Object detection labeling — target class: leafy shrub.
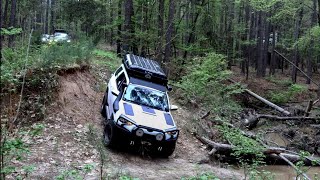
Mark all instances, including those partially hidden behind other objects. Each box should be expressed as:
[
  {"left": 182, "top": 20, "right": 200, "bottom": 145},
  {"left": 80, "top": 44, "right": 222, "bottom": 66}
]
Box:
[
  {"left": 268, "top": 84, "right": 307, "bottom": 104},
  {"left": 177, "top": 53, "right": 242, "bottom": 117},
  {"left": 40, "top": 38, "right": 94, "bottom": 68}
]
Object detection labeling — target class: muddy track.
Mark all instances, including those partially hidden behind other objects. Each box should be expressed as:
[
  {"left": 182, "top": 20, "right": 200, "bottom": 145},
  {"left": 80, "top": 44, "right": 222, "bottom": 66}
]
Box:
[{"left": 19, "top": 70, "right": 242, "bottom": 179}]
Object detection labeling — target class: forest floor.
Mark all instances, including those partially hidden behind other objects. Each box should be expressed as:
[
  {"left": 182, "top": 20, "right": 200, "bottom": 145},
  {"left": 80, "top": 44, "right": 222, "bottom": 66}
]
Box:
[{"left": 5, "top": 58, "right": 243, "bottom": 179}]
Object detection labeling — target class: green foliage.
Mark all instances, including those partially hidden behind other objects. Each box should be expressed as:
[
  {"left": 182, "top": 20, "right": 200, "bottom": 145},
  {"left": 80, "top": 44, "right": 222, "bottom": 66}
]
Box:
[
  {"left": 1, "top": 38, "right": 93, "bottom": 91},
  {"left": 268, "top": 84, "right": 307, "bottom": 104},
  {"left": 218, "top": 125, "right": 265, "bottom": 164},
  {"left": 182, "top": 172, "right": 220, "bottom": 180},
  {"left": 297, "top": 26, "right": 320, "bottom": 58},
  {"left": 93, "top": 49, "right": 122, "bottom": 71},
  {"left": 1, "top": 27, "right": 23, "bottom": 35},
  {"left": 177, "top": 53, "right": 242, "bottom": 117},
  {"left": 55, "top": 163, "right": 96, "bottom": 180},
  {"left": 119, "top": 175, "right": 140, "bottom": 180},
  {"left": 40, "top": 39, "right": 94, "bottom": 68},
  {"left": 248, "top": 169, "right": 275, "bottom": 180}
]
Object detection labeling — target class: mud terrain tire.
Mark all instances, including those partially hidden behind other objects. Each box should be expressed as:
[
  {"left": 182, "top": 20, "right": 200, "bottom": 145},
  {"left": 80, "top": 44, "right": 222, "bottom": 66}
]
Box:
[
  {"left": 100, "top": 92, "right": 108, "bottom": 118},
  {"left": 103, "top": 119, "right": 118, "bottom": 147},
  {"left": 160, "top": 142, "right": 176, "bottom": 157}
]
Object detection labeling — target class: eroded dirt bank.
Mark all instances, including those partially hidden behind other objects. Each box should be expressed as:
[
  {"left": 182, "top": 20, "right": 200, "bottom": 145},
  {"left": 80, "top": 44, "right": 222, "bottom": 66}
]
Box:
[{"left": 16, "top": 69, "right": 243, "bottom": 179}]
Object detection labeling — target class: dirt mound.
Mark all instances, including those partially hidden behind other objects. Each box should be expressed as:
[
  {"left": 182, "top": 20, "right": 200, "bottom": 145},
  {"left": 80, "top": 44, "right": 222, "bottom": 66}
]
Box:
[{"left": 57, "top": 70, "right": 101, "bottom": 124}]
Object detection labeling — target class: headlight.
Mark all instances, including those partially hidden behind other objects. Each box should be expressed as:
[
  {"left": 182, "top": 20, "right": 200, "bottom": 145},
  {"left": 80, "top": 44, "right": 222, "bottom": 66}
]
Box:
[
  {"left": 136, "top": 129, "right": 144, "bottom": 137},
  {"left": 118, "top": 117, "right": 134, "bottom": 126},
  {"left": 156, "top": 133, "right": 164, "bottom": 141},
  {"left": 67, "top": 39, "right": 71, "bottom": 43},
  {"left": 41, "top": 38, "right": 46, "bottom": 42},
  {"left": 167, "top": 130, "right": 178, "bottom": 136}
]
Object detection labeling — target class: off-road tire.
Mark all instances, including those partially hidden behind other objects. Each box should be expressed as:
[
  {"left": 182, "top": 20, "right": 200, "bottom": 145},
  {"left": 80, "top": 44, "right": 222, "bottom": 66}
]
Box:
[
  {"left": 100, "top": 92, "right": 108, "bottom": 118},
  {"left": 159, "top": 142, "right": 176, "bottom": 158},
  {"left": 103, "top": 119, "right": 118, "bottom": 147}
]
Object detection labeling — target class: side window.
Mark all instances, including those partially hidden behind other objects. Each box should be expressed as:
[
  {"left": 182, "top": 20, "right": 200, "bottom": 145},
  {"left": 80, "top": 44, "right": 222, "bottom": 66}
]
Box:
[
  {"left": 115, "top": 67, "right": 123, "bottom": 76},
  {"left": 116, "top": 73, "right": 126, "bottom": 90}
]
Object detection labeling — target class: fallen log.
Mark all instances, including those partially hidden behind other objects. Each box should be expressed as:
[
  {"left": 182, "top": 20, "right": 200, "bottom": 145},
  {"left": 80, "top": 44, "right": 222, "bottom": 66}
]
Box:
[
  {"left": 196, "top": 136, "right": 320, "bottom": 166},
  {"left": 228, "top": 79, "right": 291, "bottom": 115},
  {"left": 243, "top": 114, "right": 320, "bottom": 129},
  {"left": 257, "top": 114, "right": 319, "bottom": 121}
]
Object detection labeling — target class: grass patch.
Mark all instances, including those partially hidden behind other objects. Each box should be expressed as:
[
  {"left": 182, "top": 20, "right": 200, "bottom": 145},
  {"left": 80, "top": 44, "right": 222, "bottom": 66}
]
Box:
[{"left": 92, "top": 49, "right": 121, "bottom": 71}]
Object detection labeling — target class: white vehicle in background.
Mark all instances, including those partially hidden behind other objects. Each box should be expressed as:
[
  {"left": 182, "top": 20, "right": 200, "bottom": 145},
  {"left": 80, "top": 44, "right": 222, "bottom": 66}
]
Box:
[{"left": 100, "top": 54, "right": 179, "bottom": 157}]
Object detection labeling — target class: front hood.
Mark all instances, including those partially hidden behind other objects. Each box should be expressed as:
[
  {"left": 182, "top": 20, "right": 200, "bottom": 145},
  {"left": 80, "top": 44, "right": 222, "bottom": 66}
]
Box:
[{"left": 119, "top": 101, "right": 176, "bottom": 131}]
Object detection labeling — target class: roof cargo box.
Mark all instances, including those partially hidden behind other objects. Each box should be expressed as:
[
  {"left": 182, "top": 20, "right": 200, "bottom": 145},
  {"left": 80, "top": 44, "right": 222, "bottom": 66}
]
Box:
[{"left": 123, "top": 54, "right": 168, "bottom": 85}]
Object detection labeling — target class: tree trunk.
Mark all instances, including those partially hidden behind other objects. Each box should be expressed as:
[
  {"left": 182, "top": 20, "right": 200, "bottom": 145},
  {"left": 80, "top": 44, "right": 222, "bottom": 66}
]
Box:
[
  {"left": 51, "top": 0, "right": 55, "bottom": 33},
  {"left": 109, "top": 0, "right": 114, "bottom": 45},
  {"left": 291, "top": 6, "right": 303, "bottom": 83},
  {"left": 8, "top": 0, "right": 17, "bottom": 48},
  {"left": 318, "top": 0, "right": 320, "bottom": 26},
  {"left": 256, "top": 11, "right": 265, "bottom": 77},
  {"left": 263, "top": 12, "right": 270, "bottom": 76},
  {"left": 156, "top": 0, "right": 164, "bottom": 61},
  {"left": 0, "top": 0, "right": 2, "bottom": 61},
  {"left": 140, "top": 2, "right": 148, "bottom": 57},
  {"left": 270, "top": 27, "right": 276, "bottom": 75},
  {"left": 182, "top": 0, "right": 205, "bottom": 59},
  {"left": 45, "top": 0, "right": 50, "bottom": 34},
  {"left": 123, "top": 0, "right": 137, "bottom": 54},
  {"left": 116, "top": 0, "right": 122, "bottom": 56},
  {"left": 3, "top": 0, "right": 9, "bottom": 27},
  {"left": 164, "top": 0, "right": 175, "bottom": 62}
]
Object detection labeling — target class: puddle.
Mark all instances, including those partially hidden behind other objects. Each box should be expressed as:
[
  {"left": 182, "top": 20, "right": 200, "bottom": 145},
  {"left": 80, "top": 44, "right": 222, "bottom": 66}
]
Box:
[{"left": 258, "top": 165, "right": 320, "bottom": 180}]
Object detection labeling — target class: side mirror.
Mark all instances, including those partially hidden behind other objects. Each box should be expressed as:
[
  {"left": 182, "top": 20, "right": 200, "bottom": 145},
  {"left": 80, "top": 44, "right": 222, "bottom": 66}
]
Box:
[
  {"left": 170, "top": 105, "right": 178, "bottom": 111},
  {"left": 167, "top": 85, "right": 173, "bottom": 92}
]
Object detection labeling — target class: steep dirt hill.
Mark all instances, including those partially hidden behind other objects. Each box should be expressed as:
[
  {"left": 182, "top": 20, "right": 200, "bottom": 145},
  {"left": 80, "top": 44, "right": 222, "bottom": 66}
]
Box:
[{"left": 14, "top": 69, "right": 243, "bottom": 179}]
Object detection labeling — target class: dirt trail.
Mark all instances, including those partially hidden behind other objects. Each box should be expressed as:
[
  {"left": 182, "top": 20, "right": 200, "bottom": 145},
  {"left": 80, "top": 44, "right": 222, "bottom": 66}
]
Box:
[{"left": 20, "top": 70, "right": 242, "bottom": 179}]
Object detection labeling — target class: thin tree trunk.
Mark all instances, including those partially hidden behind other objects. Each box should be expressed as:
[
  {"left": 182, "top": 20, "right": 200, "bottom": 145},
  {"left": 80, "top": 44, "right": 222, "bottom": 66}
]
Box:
[
  {"left": 270, "top": 27, "right": 276, "bottom": 75},
  {"left": 257, "top": 11, "right": 265, "bottom": 77},
  {"left": 0, "top": 0, "right": 3, "bottom": 61},
  {"left": 156, "top": 0, "right": 164, "bottom": 61},
  {"left": 3, "top": 0, "right": 9, "bottom": 27},
  {"left": 123, "top": 0, "right": 135, "bottom": 53},
  {"left": 51, "top": 0, "right": 55, "bottom": 33},
  {"left": 318, "top": 0, "right": 320, "bottom": 26},
  {"left": 140, "top": 2, "right": 148, "bottom": 57},
  {"left": 109, "top": 0, "right": 113, "bottom": 45},
  {"left": 8, "top": 0, "right": 17, "bottom": 48},
  {"left": 183, "top": 0, "right": 205, "bottom": 60},
  {"left": 45, "top": 0, "right": 49, "bottom": 34},
  {"left": 116, "top": 0, "right": 122, "bottom": 56},
  {"left": 164, "top": 0, "right": 175, "bottom": 63},
  {"left": 291, "top": 6, "right": 303, "bottom": 83}
]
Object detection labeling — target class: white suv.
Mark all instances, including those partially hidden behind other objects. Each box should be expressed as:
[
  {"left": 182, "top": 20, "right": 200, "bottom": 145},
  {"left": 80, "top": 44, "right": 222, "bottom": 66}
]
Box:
[{"left": 101, "top": 54, "right": 179, "bottom": 157}]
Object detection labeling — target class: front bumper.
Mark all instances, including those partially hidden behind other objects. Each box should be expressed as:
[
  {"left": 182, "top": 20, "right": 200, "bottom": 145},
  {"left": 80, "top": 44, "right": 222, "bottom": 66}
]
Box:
[{"left": 113, "top": 121, "right": 179, "bottom": 148}]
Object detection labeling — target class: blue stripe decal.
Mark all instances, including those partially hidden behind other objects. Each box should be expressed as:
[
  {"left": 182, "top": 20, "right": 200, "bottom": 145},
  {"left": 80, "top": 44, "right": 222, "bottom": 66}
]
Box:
[
  {"left": 164, "top": 113, "right": 174, "bottom": 126},
  {"left": 141, "top": 106, "right": 156, "bottom": 114},
  {"left": 123, "top": 103, "right": 134, "bottom": 116}
]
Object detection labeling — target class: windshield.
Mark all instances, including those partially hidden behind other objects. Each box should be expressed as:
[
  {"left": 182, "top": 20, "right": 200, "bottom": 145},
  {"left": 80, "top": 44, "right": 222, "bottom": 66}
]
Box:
[{"left": 123, "top": 84, "right": 169, "bottom": 111}]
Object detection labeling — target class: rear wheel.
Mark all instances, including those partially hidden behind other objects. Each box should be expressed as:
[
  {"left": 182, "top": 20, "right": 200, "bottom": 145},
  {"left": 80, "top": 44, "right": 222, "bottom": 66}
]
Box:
[{"left": 103, "top": 119, "right": 118, "bottom": 147}]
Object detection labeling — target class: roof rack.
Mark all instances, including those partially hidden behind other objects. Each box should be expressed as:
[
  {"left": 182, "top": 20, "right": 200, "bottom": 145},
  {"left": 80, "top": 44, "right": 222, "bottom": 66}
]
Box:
[{"left": 123, "top": 54, "right": 168, "bottom": 85}]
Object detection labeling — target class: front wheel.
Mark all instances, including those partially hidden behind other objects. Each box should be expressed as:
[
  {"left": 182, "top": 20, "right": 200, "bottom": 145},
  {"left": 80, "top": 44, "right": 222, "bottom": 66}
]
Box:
[
  {"left": 159, "top": 142, "right": 176, "bottom": 157},
  {"left": 100, "top": 93, "right": 108, "bottom": 118},
  {"left": 103, "top": 120, "right": 117, "bottom": 147}
]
